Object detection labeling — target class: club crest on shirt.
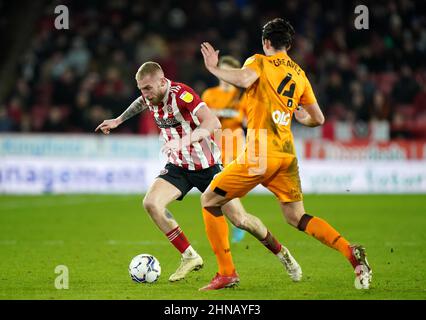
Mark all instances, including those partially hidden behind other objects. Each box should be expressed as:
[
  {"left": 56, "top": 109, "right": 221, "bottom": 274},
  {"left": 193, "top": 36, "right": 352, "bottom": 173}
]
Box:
[{"left": 179, "top": 91, "right": 193, "bottom": 103}]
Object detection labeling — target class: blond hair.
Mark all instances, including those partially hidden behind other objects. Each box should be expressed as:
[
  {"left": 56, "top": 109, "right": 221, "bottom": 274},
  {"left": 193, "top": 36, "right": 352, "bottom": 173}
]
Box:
[
  {"left": 135, "top": 61, "right": 163, "bottom": 80},
  {"left": 219, "top": 56, "right": 241, "bottom": 68}
]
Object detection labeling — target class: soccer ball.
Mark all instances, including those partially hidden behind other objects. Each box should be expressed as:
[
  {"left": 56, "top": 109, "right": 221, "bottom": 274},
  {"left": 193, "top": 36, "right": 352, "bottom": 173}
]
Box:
[{"left": 128, "top": 254, "right": 161, "bottom": 283}]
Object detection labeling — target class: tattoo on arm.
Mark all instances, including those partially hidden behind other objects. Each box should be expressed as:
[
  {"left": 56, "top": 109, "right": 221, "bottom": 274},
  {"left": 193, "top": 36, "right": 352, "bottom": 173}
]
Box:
[{"left": 119, "top": 97, "right": 147, "bottom": 122}]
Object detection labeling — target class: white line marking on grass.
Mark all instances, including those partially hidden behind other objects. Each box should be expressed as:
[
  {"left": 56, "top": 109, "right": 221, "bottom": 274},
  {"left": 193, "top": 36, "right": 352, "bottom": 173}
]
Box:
[
  {"left": 288, "top": 241, "right": 421, "bottom": 247},
  {"left": 385, "top": 241, "right": 419, "bottom": 247},
  {"left": 0, "top": 196, "right": 136, "bottom": 210},
  {"left": 0, "top": 240, "right": 65, "bottom": 246},
  {"left": 106, "top": 240, "right": 169, "bottom": 246},
  {"left": 0, "top": 239, "right": 200, "bottom": 246},
  {"left": 43, "top": 240, "right": 64, "bottom": 246},
  {"left": 0, "top": 240, "right": 17, "bottom": 245}
]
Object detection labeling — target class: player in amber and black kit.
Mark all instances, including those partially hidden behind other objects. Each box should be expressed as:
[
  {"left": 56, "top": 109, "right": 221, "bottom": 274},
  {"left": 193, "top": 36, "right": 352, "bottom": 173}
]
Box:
[
  {"left": 200, "top": 18, "right": 372, "bottom": 290},
  {"left": 202, "top": 55, "right": 248, "bottom": 243}
]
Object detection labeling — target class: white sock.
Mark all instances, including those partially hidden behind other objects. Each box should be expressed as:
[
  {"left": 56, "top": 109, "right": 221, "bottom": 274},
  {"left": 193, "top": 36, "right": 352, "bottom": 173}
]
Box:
[
  {"left": 276, "top": 246, "right": 287, "bottom": 260},
  {"left": 182, "top": 245, "right": 198, "bottom": 259}
]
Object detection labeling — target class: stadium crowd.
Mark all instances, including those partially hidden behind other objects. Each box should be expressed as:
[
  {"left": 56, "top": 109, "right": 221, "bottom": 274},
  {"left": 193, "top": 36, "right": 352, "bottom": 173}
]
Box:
[{"left": 1, "top": 0, "right": 425, "bottom": 139}]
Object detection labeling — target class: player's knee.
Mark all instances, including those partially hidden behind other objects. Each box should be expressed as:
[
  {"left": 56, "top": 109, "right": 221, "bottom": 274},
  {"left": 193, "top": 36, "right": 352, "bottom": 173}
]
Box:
[
  {"left": 285, "top": 212, "right": 302, "bottom": 228},
  {"left": 232, "top": 216, "right": 247, "bottom": 230},
  {"left": 202, "top": 190, "right": 229, "bottom": 208},
  {"left": 142, "top": 196, "right": 162, "bottom": 216},
  {"left": 288, "top": 217, "right": 299, "bottom": 228},
  {"left": 200, "top": 191, "right": 211, "bottom": 207},
  {"left": 225, "top": 209, "right": 248, "bottom": 229}
]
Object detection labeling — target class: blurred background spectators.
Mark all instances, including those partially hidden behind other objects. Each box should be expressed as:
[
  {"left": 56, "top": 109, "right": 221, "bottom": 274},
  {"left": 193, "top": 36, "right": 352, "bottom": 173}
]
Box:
[{"left": 0, "top": 0, "right": 425, "bottom": 139}]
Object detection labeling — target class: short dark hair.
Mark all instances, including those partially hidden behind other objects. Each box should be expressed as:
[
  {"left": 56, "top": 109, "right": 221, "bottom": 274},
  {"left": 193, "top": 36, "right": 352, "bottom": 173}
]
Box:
[{"left": 262, "top": 18, "right": 295, "bottom": 50}]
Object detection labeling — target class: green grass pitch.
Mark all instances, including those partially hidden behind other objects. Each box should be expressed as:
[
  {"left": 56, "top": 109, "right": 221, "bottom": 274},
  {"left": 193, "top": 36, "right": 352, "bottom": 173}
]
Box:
[{"left": 0, "top": 194, "right": 425, "bottom": 300}]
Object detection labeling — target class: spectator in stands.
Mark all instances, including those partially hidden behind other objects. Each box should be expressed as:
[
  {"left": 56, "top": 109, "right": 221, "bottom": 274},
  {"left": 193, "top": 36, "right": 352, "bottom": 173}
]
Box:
[
  {"left": 0, "top": 105, "right": 13, "bottom": 132},
  {"left": 1, "top": 0, "right": 424, "bottom": 139},
  {"left": 392, "top": 65, "right": 420, "bottom": 104}
]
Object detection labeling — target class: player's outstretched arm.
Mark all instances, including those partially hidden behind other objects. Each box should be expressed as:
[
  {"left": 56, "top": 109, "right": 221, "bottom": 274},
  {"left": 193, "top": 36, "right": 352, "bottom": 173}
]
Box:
[
  {"left": 95, "top": 97, "right": 146, "bottom": 134},
  {"left": 201, "top": 42, "right": 258, "bottom": 88},
  {"left": 294, "top": 103, "right": 325, "bottom": 127}
]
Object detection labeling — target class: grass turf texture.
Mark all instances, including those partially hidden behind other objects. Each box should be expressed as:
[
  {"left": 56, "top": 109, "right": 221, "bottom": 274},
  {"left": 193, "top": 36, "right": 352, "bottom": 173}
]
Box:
[{"left": 0, "top": 194, "right": 425, "bottom": 300}]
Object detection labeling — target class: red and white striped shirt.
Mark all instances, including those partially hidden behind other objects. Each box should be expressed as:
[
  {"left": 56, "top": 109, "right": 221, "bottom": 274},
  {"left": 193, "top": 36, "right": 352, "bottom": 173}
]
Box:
[{"left": 140, "top": 79, "right": 221, "bottom": 170}]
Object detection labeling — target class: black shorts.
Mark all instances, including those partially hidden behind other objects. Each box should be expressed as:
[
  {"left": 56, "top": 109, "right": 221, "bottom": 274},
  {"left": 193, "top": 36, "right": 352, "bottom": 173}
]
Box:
[{"left": 157, "top": 163, "right": 222, "bottom": 201}]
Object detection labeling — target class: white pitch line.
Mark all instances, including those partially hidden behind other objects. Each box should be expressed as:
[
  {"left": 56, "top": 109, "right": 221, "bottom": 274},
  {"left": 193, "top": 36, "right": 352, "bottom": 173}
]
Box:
[
  {"left": 106, "top": 240, "right": 169, "bottom": 246},
  {"left": 0, "top": 240, "right": 17, "bottom": 245},
  {"left": 0, "top": 240, "right": 64, "bottom": 245},
  {"left": 0, "top": 196, "right": 137, "bottom": 210},
  {"left": 0, "top": 240, "right": 166, "bottom": 246},
  {"left": 42, "top": 240, "right": 64, "bottom": 246},
  {"left": 384, "top": 241, "right": 419, "bottom": 247},
  {"left": 106, "top": 240, "right": 200, "bottom": 246}
]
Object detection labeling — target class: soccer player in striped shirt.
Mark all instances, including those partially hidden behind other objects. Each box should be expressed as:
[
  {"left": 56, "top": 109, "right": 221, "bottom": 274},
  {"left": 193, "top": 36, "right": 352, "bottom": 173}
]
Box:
[{"left": 96, "top": 61, "right": 223, "bottom": 281}]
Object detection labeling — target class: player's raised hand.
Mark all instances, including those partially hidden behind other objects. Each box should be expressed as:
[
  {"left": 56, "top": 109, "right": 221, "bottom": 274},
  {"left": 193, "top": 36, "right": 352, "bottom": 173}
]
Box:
[
  {"left": 95, "top": 118, "right": 120, "bottom": 134},
  {"left": 294, "top": 106, "right": 309, "bottom": 122},
  {"left": 201, "top": 42, "right": 219, "bottom": 71}
]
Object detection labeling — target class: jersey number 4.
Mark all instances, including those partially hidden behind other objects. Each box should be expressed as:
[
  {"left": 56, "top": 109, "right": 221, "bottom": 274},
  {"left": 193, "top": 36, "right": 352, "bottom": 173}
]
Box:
[{"left": 277, "top": 73, "right": 295, "bottom": 107}]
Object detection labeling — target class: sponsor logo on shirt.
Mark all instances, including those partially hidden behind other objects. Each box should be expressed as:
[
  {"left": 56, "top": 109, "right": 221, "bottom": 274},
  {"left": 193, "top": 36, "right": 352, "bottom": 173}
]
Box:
[{"left": 155, "top": 117, "right": 181, "bottom": 128}]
